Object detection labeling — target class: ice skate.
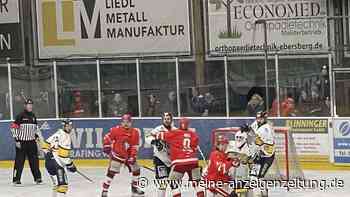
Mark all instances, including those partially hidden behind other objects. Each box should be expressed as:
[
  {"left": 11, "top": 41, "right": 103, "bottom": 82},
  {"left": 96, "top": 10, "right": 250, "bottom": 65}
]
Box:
[
  {"left": 101, "top": 191, "right": 108, "bottom": 197},
  {"left": 131, "top": 185, "right": 145, "bottom": 197}
]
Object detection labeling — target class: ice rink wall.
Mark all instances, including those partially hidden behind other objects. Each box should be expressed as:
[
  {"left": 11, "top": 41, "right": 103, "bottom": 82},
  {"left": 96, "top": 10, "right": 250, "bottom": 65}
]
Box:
[{"left": 0, "top": 118, "right": 331, "bottom": 165}]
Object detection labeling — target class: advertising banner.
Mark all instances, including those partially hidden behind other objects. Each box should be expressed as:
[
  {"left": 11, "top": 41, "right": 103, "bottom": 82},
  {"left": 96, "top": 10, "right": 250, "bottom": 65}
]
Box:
[
  {"left": 332, "top": 119, "right": 350, "bottom": 164},
  {"left": 36, "top": 0, "right": 191, "bottom": 59},
  {"left": 0, "top": 119, "right": 250, "bottom": 160},
  {"left": 0, "top": 118, "right": 330, "bottom": 161},
  {"left": 275, "top": 119, "right": 329, "bottom": 160},
  {"left": 206, "top": 0, "right": 328, "bottom": 56},
  {"left": 0, "top": 0, "right": 22, "bottom": 59}
]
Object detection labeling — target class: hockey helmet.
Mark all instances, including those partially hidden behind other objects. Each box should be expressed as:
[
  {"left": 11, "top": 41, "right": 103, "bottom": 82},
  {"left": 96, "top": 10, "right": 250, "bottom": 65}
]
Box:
[
  {"left": 256, "top": 110, "right": 268, "bottom": 125},
  {"left": 61, "top": 119, "right": 73, "bottom": 126},
  {"left": 216, "top": 135, "right": 229, "bottom": 152},
  {"left": 61, "top": 119, "right": 73, "bottom": 132},
  {"left": 121, "top": 113, "right": 132, "bottom": 122},
  {"left": 216, "top": 135, "right": 229, "bottom": 145},
  {"left": 235, "top": 130, "right": 247, "bottom": 148},
  {"left": 179, "top": 117, "right": 189, "bottom": 130},
  {"left": 121, "top": 114, "right": 132, "bottom": 128}
]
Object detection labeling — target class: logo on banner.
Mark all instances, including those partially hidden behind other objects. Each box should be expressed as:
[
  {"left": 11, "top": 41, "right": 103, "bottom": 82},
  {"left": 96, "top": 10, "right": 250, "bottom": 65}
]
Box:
[
  {"left": 339, "top": 121, "right": 350, "bottom": 136},
  {"left": 40, "top": 121, "right": 51, "bottom": 130},
  {"left": 40, "top": 0, "right": 101, "bottom": 47}
]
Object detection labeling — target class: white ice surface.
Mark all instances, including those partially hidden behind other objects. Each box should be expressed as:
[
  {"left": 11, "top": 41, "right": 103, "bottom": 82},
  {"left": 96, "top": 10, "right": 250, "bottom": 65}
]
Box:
[{"left": 0, "top": 167, "right": 349, "bottom": 197}]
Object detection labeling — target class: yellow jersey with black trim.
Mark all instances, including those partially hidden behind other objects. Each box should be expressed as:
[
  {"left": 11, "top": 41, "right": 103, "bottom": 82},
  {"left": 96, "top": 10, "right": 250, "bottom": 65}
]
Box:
[{"left": 42, "top": 129, "right": 72, "bottom": 167}]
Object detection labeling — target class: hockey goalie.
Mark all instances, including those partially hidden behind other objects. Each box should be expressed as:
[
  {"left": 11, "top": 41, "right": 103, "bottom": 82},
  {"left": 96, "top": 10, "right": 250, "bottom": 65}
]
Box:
[
  {"left": 247, "top": 111, "right": 276, "bottom": 197},
  {"left": 41, "top": 119, "right": 77, "bottom": 196}
]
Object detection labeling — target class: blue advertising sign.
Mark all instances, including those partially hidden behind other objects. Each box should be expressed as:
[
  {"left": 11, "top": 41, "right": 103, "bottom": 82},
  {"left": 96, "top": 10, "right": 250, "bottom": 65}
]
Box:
[{"left": 332, "top": 119, "right": 350, "bottom": 164}]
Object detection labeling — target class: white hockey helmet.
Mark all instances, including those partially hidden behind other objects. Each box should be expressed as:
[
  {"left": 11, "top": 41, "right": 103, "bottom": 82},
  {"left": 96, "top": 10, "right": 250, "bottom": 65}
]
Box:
[{"left": 235, "top": 130, "right": 247, "bottom": 148}]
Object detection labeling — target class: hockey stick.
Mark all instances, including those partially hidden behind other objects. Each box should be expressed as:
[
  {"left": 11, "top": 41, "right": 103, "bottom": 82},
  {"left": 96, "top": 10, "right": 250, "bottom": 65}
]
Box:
[
  {"left": 76, "top": 170, "right": 94, "bottom": 183},
  {"left": 141, "top": 165, "right": 155, "bottom": 172},
  {"left": 197, "top": 146, "right": 208, "bottom": 166}
]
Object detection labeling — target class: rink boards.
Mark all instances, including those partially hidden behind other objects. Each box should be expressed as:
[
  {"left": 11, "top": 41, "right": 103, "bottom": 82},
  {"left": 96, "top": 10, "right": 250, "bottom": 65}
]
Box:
[{"left": 0, "top": 118, "right": 332, "bottom": 165}]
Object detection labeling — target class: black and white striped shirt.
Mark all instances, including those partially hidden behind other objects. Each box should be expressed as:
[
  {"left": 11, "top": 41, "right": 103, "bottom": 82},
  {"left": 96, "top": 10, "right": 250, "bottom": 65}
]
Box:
[{"left": 10, "top": 110, "right": 39, "bottom": 141}]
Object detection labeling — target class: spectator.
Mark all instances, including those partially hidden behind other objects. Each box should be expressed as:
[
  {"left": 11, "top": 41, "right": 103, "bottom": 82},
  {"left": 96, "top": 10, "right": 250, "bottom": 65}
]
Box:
[
  {"left": 204, "top": 92, "right": 215, "bottom": 115},
  {"left": 107, "top": 93, "right": 127, "bottom": 117},
  {"left": 191, "top": 89, "right": 209, "bottom": 116},
  {"left": 311, "top": 81, "right": 319, "bottom": 104},
  {"left": 71, "top": 90, "right": 87, "bottom": 117},
  {"left": 146, "top": 94, "right": 160, "bottom": 116},
  {"left": 246, "top": 94, "right": 264, "bottom": 117},
  {"left": 281, "top": 94, "right": 296, "bottom": 117},
  {"left": 269, "top": 98, "right": 279, "bottom": 117},
  {"left": 162, "top": 91, "right": 178, "bottom": 115}
]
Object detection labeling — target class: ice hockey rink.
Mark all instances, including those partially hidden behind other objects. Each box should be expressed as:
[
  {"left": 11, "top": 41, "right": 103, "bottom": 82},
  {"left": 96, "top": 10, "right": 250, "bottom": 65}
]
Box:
[{"left": 1, "top": 167, "right": 349, "bottom": 197}]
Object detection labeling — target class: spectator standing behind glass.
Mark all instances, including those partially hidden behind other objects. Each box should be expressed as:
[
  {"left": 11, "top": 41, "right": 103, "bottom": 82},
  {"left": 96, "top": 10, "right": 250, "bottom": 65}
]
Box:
[
  {"left": 203, "top": 92, "right": 215, "bottom": 116},
  {"left": 71, "top": 90, "right": 87, "bottom": 117},
  {"left": 281, "top": 95, "right": 297, "bottom": 117},
  {"left": 162, "top": 91, "right": 178, "bottom": 115},
  {"left": 147, "top": 94, "right": 160, "bottom": 116},
  {"left": 269, "top": 98, "right": 279, "bottom": 117},
  {"left": 311, "top": 81, "right": 319, "bottom": 104},
  {"left": 108, "top": 93, "right": 127, "bottom": 117},
  {"left": 246, "top": 94, "right": 264, "bottom": 117},
  {"left": 10, "top": 99, "right": 42, "bottom": 185},
  {"left": 191, "top": 89, "right": 209, "bottom": 116}
]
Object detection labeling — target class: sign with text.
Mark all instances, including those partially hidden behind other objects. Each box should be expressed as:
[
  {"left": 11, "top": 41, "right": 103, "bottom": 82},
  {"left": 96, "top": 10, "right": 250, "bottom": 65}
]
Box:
[
  {"left": 0, "top": 0, "right": 22, "bottom": 59},
  {"left": 333, "top": 119, "right": 350, "bottom": 164},
  {"left": 206, "top": 0, "right": 328, "bottom": 55},
  {"left": 277, "top": 119, "right": 329, "bottom": 158},
  {"left": 0, "top": 118, "right": 330, "bottom": 161},
  {"left": 36, "top": 0, "right": 191, "bottom": 58}
]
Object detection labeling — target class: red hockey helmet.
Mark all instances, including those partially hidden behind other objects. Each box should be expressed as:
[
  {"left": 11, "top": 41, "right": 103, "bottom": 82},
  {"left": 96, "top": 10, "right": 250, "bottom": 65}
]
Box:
[
  {"left": 216, "top": 135, "right": 228, "bottom": 152},
  {"left": 121, "top": 113, "right": 132, "bottom": 122},
  {"left": 216, "top": 135, "right": 229, "bottom": 145},
  {"left": 179, "top": 117, "right": 190, "bottom": 130},
  {"left": 121, "top": 114, "right": 132, "bottom": 128}
]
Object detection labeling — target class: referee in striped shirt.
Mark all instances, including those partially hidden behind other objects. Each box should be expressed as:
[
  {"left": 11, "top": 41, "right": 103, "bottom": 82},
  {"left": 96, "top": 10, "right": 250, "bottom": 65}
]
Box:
[{"left": 10, "top": 99, "right": 42, "bottom": 185}]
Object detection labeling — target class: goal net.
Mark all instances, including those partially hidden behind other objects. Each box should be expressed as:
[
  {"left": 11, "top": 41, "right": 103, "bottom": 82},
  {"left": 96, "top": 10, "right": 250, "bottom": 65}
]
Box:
[{"left": 211, "top": 126, "right": 304, "bottom": 181}]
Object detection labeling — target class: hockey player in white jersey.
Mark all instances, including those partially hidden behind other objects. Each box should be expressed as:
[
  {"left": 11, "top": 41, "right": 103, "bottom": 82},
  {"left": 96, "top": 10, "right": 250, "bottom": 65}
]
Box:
[
  {"left": 41, "top": 119, "right": 77, "bottom": 196},
  {"left": 234, "top": 127, "right": 250, "bottom": 178},
  {"left": 145, "top": 112, "right": 176, "bottom": 197},
  {"left": 248, "top": 111, "right": 275, "bottom": 197}
]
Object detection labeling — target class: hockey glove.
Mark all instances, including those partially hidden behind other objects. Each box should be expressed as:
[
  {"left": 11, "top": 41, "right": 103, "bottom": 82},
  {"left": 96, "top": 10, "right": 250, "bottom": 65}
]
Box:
[
  {"left": 240, "top": 124, "right": 250, "bottom": 133},
  {"left": 67, "top": 162, "right": 77, "bottom": 173},
  {"left": 151, "top": 139, "right": 164, "bottom": 151},
  {"left": 248, "top": 151, "right": 262, "bottom": 164},
  {"left": 103, "top": 146, "right": 111, "bottom": 154},
  {"left": 126, "top": 157, "right": 136, "bottom": 165}
]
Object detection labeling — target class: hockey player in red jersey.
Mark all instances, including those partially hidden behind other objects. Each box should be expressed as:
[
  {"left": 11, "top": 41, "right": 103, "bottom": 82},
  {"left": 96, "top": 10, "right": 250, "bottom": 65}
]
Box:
[
  {"left": 156, "top": 117, "right": 204, "bottom": 197},
  {"left": 101, "top": 114, "right": 144, "bottom": 197},
  {"left": 203, "top": 136, "right": 240, "bottom": 197}
]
